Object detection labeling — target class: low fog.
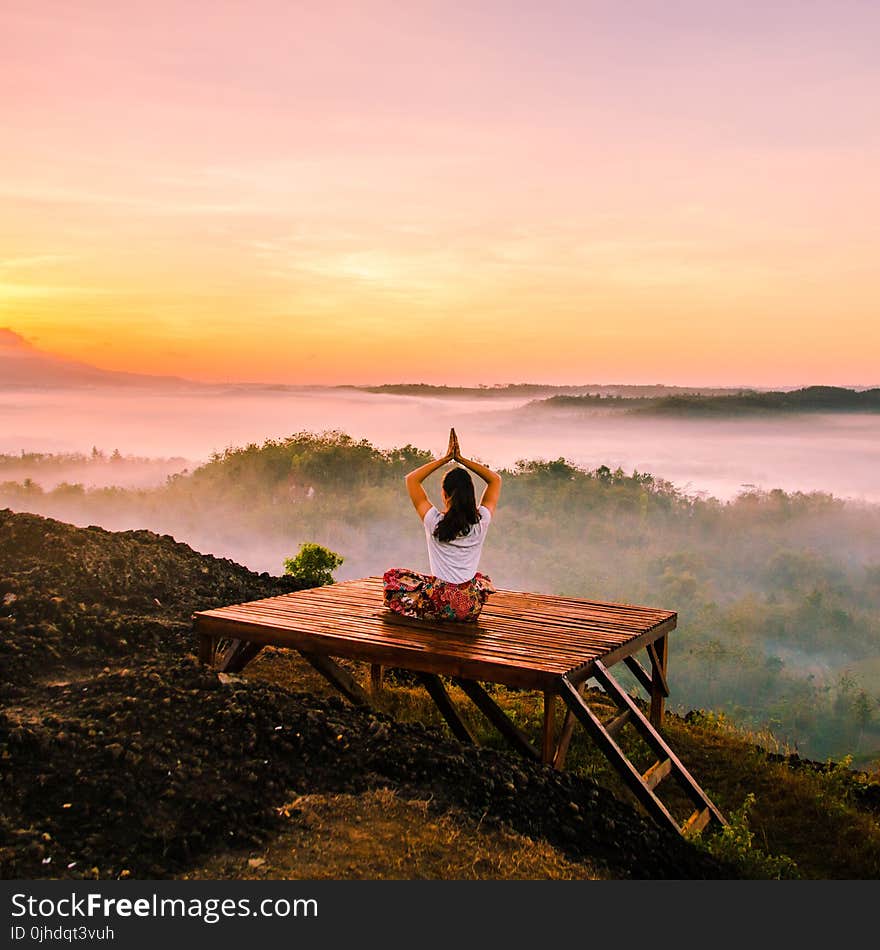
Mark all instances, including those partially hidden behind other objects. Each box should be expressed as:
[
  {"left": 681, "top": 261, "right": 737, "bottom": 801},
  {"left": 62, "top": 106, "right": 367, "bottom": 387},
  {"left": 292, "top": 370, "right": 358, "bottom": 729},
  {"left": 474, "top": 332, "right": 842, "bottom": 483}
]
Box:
[
  {"left": 3, "top": 385, "right": 880, "bottom": 502},
  {"left": 3, "top": 386, "right": 879, "bottom": 765}
]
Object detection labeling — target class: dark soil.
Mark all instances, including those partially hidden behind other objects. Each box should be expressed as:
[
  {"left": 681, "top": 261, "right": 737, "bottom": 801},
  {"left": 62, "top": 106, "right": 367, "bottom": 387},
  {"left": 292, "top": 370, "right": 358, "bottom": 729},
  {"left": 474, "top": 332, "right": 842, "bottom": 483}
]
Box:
[{"left": 1, "top": 508, "right": 734, "bottom": 880}]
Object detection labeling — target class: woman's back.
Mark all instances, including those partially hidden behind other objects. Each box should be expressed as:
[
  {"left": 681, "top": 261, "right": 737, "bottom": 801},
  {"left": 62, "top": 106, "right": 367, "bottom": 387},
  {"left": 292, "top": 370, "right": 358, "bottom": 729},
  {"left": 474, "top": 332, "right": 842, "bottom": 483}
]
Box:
[{"left": 423, "top": 503, "right": 492, "bottom": 584}]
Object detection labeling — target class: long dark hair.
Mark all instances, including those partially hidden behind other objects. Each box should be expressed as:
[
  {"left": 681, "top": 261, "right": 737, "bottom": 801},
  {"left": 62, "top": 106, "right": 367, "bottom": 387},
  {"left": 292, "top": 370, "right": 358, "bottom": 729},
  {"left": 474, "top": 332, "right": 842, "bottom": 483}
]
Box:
[{"left": 435, "top": 466, "right": 480, "bottom": 542}]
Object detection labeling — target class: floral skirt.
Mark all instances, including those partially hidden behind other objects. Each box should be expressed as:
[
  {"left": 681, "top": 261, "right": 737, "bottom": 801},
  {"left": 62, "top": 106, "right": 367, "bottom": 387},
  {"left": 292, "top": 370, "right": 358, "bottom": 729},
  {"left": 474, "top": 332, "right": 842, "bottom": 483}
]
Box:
[{"left": 382, "top": 568, "right": 495, "bottom": 623}]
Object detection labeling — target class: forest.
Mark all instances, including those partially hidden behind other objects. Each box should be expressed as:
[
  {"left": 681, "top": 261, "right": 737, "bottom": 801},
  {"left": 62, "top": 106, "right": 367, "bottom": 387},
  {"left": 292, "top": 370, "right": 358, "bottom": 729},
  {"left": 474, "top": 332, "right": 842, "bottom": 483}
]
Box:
[
  {"left": 530, "top": 385, "right": 880, "bottom": 415},
  {"left": 2, "top": 430, "right": 879, "bottom": 767}
]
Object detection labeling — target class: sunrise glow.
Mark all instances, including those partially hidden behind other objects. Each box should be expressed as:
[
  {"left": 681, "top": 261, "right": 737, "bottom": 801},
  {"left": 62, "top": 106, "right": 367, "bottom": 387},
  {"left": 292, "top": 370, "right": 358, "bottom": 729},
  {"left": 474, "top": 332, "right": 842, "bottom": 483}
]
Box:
[{"left": 3, "top": 1, "right": 879, "bottom": 386}]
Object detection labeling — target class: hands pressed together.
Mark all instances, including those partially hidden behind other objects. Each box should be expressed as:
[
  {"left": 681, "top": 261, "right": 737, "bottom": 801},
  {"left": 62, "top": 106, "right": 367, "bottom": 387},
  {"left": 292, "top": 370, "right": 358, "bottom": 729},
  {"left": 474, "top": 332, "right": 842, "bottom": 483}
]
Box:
[{"left": 444, "top": 427, "right": 462, "bottom": 462}]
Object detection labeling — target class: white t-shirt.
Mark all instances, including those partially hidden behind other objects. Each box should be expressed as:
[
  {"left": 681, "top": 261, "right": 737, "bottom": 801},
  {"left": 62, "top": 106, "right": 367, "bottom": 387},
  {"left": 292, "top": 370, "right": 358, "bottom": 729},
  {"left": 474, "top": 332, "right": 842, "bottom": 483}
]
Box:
[{"left": 423, "top": 504, "right": 492, "bottom": 584}]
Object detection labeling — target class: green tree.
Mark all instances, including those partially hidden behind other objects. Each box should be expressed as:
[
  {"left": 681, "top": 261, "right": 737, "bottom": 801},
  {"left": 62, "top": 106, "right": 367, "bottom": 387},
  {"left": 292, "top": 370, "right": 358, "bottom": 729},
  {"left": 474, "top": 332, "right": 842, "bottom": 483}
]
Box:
[{"left": 283, "top": 542, "right": 344, "bottom": 587}]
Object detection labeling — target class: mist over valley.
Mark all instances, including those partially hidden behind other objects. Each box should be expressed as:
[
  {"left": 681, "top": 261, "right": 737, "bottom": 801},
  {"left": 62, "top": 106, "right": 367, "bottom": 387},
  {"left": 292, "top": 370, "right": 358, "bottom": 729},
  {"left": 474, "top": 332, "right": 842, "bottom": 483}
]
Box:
[
  {"left": 2, "top": 385, "right": 879, "bottom": 766},
  {"left": 4, "top": 383, "right": 880, "bottom": 504}
]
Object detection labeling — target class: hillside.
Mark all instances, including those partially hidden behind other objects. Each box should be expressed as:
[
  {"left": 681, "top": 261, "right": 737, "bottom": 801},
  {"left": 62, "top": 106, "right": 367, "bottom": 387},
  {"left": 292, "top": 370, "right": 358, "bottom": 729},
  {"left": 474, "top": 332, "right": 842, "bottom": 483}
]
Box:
[
  {"left": 2, "top": 508, "right": 879, "bottom": 880},
  {"left": 0, "top": 328, "right": 199, "bottom": 391},
  {"left": 351, "top": 383, "right": 747, "bottom": 399},
  {"left": 528, "top": 386, "right": 880, "bottom": 415}
]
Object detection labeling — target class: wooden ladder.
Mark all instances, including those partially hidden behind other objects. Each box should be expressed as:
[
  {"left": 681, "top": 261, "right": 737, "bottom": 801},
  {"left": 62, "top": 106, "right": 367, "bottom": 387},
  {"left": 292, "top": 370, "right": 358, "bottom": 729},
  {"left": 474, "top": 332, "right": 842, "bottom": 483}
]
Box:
[{"left": 558, "top": 660, "right": 727, "bottom": 837}]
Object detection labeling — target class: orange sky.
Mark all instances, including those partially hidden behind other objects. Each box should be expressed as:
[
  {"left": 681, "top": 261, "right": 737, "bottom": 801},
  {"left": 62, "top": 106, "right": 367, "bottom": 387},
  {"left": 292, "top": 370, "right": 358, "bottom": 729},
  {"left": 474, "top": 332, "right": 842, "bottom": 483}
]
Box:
[{"left": 2, "top": 1, "right": 879, "bottom": 386}]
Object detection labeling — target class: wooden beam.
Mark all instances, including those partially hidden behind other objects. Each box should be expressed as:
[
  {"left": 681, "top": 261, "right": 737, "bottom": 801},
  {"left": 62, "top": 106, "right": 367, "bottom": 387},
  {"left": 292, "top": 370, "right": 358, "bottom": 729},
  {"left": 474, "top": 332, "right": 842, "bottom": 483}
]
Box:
[
  {"left": 542, "top": 691, "right": 556, "bottom": 765},
  {"left": 419, "top": 674, "right": 477, "bottom": 745},
  {"left": 298, "top": 650, "right": 372, "bottom": 706},
  {"left": 648, "top": 635, "right": 669, "bottom": 726},
  {"left": 216, "top": 639, "right": 264, "bottom": 674},
  {"left": 623, "top": 655, "right": 653, "bottom": 695},
  {"left": 605, "top": 707, "right": 631, "bottom": 740},
  {"left": 566, "top": 617, "right": 677, "bottom": 684},
  {"left": 453, "top": 678, "right": 541, "bottom": 762}
]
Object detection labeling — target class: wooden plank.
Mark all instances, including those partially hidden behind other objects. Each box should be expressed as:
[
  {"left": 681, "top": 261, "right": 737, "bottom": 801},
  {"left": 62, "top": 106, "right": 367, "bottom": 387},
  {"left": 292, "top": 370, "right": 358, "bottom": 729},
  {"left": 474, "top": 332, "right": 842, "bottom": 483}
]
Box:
[
  {"left": 219, "top": 576, "right": 672, "bottom": 621},
  {"left": 418, "top": 674, "right": 477, "bottom": 745},
  {"left": 255, "top": 580, "right": 677, "bottom": 639},
  {"left": 682, "top": 808, "right": 711, "bottom": 836},
  {"left": 370, "top": 664, "right": 384, "bottom": 696},
  {"left": 201, "top": 583, "right": 674, "bottom": 639},
  {"left": 557, "top": 675, "right": 681, "bottom": 835},
  {"left": 378, "top": 611, "right": 488, "bottom": 635},
  {"left": 542, "top": 691, "right": 556, "bottom": 765},
  {"left": 297, "top": 650, "right": 372, "bottom": 707},
  {"left": 228, "top": 595, "right": 657, "bottom": 652},
  {"left": 642, "top": 758, "right": 672, "bottom": 791},
  {"left": 204, "top": 602, "right": 608, "bottom": 668},
  {"left": 452, "top": 678, "right": 541, "bottom": 762}
]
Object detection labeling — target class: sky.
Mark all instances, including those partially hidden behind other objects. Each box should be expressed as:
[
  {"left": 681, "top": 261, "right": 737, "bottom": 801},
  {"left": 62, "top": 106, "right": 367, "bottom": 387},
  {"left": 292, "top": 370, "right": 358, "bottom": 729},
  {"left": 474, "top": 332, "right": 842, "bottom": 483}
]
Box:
[{"left": 2, "top": 0, "right": 879, "bottom": 387}]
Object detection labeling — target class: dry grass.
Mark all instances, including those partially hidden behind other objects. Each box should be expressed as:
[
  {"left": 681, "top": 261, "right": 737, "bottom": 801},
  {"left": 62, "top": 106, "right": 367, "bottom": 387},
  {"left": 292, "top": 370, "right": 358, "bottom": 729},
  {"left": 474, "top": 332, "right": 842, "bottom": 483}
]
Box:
[
  {"left": 242, "top": 647, "right": 880, "bottom": 879},
  {"left": 178, "top": 788, "right": 609, "bottom": 881},
  {"left": 663, "top": 714, "right": 880, "bottom": 879}
]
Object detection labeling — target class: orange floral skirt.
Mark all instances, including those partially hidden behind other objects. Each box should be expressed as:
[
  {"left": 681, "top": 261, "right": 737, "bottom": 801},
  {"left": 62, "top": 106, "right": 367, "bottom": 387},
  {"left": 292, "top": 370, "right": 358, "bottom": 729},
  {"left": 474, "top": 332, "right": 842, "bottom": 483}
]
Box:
[{"left": 382, "top": 568, "right": 495, "bottom": 622}]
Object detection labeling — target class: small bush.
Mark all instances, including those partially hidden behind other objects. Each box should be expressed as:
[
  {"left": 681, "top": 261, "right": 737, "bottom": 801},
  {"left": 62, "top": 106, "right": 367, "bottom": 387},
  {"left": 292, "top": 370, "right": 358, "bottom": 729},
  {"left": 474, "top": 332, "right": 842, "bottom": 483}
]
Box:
[
  {"left": 283, "top": 543, "right": 344, "bottom": 587},
  {"left": 697, "top": 793, "right": 800, "bottom": 879}
]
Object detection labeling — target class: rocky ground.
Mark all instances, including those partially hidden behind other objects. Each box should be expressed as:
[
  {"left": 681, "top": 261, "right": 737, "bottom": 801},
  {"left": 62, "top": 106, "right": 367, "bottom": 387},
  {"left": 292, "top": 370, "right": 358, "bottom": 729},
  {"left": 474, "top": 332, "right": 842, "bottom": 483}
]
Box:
[{"left": 1, "top": 508, "right": 735, "bottom": 880}]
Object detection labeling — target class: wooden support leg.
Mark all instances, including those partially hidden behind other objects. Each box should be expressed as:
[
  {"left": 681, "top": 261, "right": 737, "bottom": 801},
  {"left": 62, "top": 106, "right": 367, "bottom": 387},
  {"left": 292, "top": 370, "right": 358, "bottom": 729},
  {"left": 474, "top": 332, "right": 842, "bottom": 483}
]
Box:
[
  {"left": 542, "top": 690, "right": 556, "bottom": 765},
  {"left": 452, "top": 678, "right": 541, "bottom": 762},
  {"left": 419, "top": 674, "right": 477, "bottom": 745},
  {"left": 198, "top": 633, "right": 215, "bottom": 667},
  {"left": 648, "top": 635, "right": 669, "bottom": 727},
  {"left": 553, "top": 678, "right": 597, "bottom": 770},
  {"left": 370, "top": 664, "right": 384, "bottom": 697},
  {"left": 552, "top": 712, "right": 577, "bottom": 770},
  {"left": 298, "top": 651, "right": 372, "bottom": 707}
]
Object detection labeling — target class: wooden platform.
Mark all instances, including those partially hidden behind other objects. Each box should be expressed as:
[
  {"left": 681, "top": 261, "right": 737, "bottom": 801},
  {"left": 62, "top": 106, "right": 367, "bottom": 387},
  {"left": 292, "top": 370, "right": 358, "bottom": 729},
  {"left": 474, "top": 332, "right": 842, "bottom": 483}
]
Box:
[{"left": 193, "top": 576, "right": 726, "bottom": 837}]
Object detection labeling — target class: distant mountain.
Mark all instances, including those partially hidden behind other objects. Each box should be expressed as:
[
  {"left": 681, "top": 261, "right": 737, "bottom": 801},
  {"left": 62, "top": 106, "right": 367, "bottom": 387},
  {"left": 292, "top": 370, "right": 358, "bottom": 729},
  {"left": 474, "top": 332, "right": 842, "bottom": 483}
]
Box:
[
  {"left": 526, "top": 386, "right": 880, "bottom": 415},
  {"left": 0, "top": 328, "right": 201, "bottom": 390},
  {"left": 347, "top": 382, "right": 749, "bottom": 399}
]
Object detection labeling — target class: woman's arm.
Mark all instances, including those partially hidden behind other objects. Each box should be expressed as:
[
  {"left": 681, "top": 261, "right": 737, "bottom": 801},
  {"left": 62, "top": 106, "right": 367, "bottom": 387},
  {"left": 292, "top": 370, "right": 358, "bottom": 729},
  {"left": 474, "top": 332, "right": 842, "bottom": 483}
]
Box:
[
  {"left": 404, "top": 436, "right": 454, "bottom": 519},
  {"left": 454, "top": 449, "right": 502, "bottom": 515}
]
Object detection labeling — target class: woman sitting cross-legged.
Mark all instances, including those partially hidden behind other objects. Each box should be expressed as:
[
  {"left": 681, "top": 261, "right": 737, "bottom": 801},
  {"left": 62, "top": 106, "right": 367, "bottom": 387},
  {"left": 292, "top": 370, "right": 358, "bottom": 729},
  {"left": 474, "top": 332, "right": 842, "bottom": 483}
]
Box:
[{"left": 383, "top": 429, "right": 502, "bottom": 623}]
